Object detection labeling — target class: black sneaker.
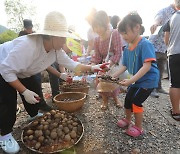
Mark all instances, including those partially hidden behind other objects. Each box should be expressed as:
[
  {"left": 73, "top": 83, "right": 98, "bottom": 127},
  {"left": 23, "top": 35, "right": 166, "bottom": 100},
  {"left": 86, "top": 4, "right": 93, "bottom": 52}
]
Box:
[{"left": 39, "top": 103, "right": 53, "bottom": 112}]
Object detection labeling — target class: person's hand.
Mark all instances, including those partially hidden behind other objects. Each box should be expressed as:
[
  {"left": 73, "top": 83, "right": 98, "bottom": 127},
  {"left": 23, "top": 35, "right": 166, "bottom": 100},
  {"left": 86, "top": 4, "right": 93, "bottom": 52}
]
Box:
[
  {"left": 119, "top": 79, "right": 133, "bottom": 86},
  {"left": 91, "top": 63, "right": 109, "bottom": 72},
  {"left": 150, "top": 24, "right": 158, "bottom": 34},
  {"left": 59, "top": 73, "right": 68, "bottom": 81},
  {"left": 22, "top": 89, "right": 40, "bottom": 104}
]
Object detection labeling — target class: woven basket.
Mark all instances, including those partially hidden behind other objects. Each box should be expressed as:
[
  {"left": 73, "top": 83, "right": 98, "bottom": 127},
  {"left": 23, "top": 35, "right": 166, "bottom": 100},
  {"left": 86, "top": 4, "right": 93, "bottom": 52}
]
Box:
[
  {"left": 96, "top": 81, "right": 119, "bottom": 93},
  {"left": 53, "top": 92, "right": 86, "bottom": 112}
]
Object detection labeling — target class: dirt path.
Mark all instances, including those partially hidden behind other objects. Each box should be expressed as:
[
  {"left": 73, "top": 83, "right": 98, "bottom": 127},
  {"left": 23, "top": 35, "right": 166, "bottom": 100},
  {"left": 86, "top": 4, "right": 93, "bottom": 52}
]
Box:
[{"left": 1, "top": 78, "right": 180, "bottom": 154}]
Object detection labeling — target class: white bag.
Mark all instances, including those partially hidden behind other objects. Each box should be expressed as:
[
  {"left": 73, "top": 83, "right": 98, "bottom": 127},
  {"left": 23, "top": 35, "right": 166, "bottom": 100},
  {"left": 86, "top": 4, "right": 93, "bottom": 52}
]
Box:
[
  {"left": 105, "top": 32, "right": 130, "bottom": 80},
  {"left": 108, "top": 64, "right": 130, "bottom": 80}
]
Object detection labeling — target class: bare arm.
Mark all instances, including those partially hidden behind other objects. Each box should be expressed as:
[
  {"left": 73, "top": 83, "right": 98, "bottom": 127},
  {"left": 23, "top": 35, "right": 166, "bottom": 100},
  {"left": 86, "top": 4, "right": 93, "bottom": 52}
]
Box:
[
  {"left": 47, "top": 66, "right": 61, "bottom": 78},
  {"left": 9, "top": 79, "right": 26, "bottom": 93},
  {"left": 120, "top": 62, "right": 151, "bottom": 86},
  {"left": 112, "top": 65, "right": 127, "bottom": 78},
  {"left": 164, "top": 31, "right": 170, "bottom": 45},
  {"left": 59, "top": 65, "right": 66, "bottom": 73},
  {"left": 74, "top": 64, "right": 92, "bottom": 75}
]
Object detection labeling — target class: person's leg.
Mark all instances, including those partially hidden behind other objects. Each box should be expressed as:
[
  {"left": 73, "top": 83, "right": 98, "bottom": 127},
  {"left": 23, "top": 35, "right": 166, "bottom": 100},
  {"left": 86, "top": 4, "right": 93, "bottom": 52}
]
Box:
[
  {"left": 0, "top": 75, "right": 17, "bottom": 135},
  {"left": 125, "top": 88, "right": 153, "bottom": 137},
  {"left": 33, "top": 73, "right": 52, "bottom": 111},
  {"left": 111, "top": 87, "right": 122, "bottom": 107},
  {"left": 0, "top": 75, "right": 20, "bottom": 153},
  {"left": 47, "top": 63, "right": 63, "bottom": 97},
  {"left": 132, "top": 88, "right": 153, "bottom": 130},
  {"left": 19, "top": 76, "right": 41, "bottom": 117},
  {"left": 169, "top": 88, "right": 180, "bottom": 114},
  {"left": 117, "top": 87, "right": 135, "bottom": 128},
  {"left": 169, "top": 54, "right": 180, "bottom": 115},
  {"left": 101, "top": 93, "right": 108, "bottom": 110},
  {"left": 156, "top": 52, "right": 167, "bottom": 92}
]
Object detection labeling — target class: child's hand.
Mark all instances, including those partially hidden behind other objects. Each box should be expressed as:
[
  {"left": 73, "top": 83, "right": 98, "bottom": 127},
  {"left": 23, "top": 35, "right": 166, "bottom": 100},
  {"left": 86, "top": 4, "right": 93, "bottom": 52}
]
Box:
[{"left": 119, "top": 79, "right": 132, "bottom": 86}]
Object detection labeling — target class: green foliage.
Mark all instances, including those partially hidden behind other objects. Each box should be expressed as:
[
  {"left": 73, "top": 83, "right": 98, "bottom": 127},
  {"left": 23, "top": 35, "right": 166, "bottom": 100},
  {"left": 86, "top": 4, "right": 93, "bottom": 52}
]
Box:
[
  {"left": 60, "top": 147, "right": 76, "bottom": 154},
  {"left": 0, "top": 30, "right": 18, "bottom": 44},
  {"left": 4, "top": 0, "right": 39, "bottom": 33}
]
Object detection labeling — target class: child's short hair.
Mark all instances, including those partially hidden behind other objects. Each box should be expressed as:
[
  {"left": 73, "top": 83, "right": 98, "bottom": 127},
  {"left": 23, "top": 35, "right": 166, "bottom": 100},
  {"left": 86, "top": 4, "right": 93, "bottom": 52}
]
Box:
[
  {"left": 118, "top": 11, "right": 144, "bottom": 35},
  {"left": 92, "top": 10, "right": 109, "bottom": 30}
]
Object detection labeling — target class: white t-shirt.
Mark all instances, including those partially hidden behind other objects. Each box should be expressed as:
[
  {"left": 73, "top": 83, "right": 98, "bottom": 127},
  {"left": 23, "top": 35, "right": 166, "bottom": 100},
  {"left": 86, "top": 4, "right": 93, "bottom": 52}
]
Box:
[{"left": 0, "top": 35, "right": 79, "bottom": 82}]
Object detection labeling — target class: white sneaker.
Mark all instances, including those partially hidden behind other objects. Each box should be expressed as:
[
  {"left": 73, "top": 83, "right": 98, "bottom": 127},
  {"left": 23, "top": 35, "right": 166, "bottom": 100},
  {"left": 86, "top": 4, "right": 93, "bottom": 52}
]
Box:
[
  {"left": 150, "top": 89, "right": 159, "bottom": 98},
  {"left": 27, "top": 112, "right": 43, "bottom": 121},
  {"left": 0, "top": 133, "right": 20, "bottom": 154}
]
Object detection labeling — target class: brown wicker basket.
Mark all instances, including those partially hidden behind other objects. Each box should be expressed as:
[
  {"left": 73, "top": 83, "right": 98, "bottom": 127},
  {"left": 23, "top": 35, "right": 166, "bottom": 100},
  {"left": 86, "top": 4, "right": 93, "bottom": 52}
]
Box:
[
  {"left": 60, "top": 81, "right": 90, "bottom": 94},
  {"left": 53, "top": 92, "right": 86, "bottom": 112},
  {"left": 60, "top": 86, "right": 90, "bottom": 94}
]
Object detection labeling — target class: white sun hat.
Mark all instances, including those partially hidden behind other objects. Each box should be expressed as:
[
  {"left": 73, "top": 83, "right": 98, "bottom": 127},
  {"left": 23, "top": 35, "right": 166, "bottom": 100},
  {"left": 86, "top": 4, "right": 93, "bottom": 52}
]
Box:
[{"left": 29, "top": 11, "right": 79, "bottom": 39}]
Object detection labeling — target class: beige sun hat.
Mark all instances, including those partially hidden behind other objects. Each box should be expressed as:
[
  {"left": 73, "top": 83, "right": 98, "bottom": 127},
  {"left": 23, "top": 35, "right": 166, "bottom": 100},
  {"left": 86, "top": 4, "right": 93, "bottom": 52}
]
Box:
[{"left": 29, "top": 11, "right": 79, "bottom": 39}]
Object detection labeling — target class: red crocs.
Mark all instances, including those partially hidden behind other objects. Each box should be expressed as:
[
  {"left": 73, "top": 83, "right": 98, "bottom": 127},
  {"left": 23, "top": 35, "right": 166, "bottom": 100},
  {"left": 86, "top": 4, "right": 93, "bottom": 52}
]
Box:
[
  {"left": 126, "top": 125, "right": 144, "bottom": 137},
  {"left": 117, "top": 118, "right": 131, "bottom": 128}
]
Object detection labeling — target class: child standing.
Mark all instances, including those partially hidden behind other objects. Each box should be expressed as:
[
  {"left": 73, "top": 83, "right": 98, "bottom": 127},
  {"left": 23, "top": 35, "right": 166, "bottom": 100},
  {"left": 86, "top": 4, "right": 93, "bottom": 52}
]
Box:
[
  {"left": 91, "top": 10, "right": 123, "bottom": 110},
  {"left": 112, "top": 12, "right": 159, "bottom": 137}
]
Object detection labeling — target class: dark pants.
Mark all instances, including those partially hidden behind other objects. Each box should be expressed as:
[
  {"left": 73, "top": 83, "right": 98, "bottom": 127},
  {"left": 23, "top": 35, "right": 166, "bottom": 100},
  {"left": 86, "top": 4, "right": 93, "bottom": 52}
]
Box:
[
  {"left": 156, "top": 52, "right": 167, "bottom": 89},
  {"left": 0, "top": 75, "right": 41, "bottom": 135},
  {"left": 47, "top": 62, "right": 63, "bottom": 97}
]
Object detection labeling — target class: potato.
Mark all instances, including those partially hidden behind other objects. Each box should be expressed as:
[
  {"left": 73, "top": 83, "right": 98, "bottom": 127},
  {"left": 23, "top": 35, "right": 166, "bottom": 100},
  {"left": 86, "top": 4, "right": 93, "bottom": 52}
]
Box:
[
  {"left": 50, "top": 132, "right": 57, "bottom": 140},
  {"left": 38, "top": 136, "right": 44, "bottom": 143},
  {"left": 26, "top": 129, "right": 34, "bottom": 136},
  {"left": 52, "top": 122, "right": 58, "bottom": 128},
  {"left": 44, "top": 130, "right": 50, "bottom": 136},
  {"left": 50, "top": 110, "right": 56, "bottom": 115},
  {"left": 37, "top": 125, "right": 43, "bottom": 130},
  {"left": 72, "top": 122, "right": 78, "bottom": 126},
  {"left": 59, "top": 125, "right": 63, "bottom": 129},
  {"left": 70, "top": 130, "right": 77, "bottom": 139},
  {"left": 68, "top": 124, "right": 73, "bottom": 130},
  {"left": 72, "top": 127, "right": 77, "bottom": 132},
  {"left": 30, "top": 121, "right": 38, "bottom": 127},
  {"left": 35, "top": 142, "right": 41, "bottom": 150},
  {"left": 43, "top": 125, "right": 49, "bottom": 130},
  {"left": 63, "top": 127, "right": 70, "bottom": 134},
  {"left": 64, "top": 134, "right": 71, "bottom": 141},
  {"left": 54, "top": 113, "right": 61, "bottom": 119},
  {"left": 28, "top": 135, "right": 34, "bottom": 140},
  {"left": 34, "top": 130, "right": 43, "bottom": 138},
  {"left": 23, "top": 136, "right": 28, "bottom": 141},
  {"left": 57, "top": 129, "right": 63, "bottom": 137}
]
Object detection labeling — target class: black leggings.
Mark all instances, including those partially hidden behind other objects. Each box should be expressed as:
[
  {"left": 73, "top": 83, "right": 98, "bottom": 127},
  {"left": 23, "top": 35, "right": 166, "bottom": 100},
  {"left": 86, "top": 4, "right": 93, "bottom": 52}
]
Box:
[
  {"left": 124, "top": 87, "right": 153, "bottom": 111},
  {"left": 0, "top": 75, "right": 41, "bottom": 135}
]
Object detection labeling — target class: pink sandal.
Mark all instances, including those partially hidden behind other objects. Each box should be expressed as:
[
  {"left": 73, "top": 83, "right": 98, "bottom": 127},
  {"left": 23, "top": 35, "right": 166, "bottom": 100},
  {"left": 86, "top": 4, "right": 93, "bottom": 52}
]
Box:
[
  {"left": 126, "top": 125, "right": 144, "bottom": 137},
  {"left": 117, "top": 118, "right": 131, "bottom": 128}
]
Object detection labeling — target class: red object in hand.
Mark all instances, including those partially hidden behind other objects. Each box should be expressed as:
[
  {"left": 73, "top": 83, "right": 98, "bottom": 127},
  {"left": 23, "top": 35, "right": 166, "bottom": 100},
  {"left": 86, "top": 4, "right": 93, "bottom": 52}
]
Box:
[
  {"left": 100, "top": 63, "right": 109, "bottom": 69},
  {"left": 35, "top": 96, "right": 41, "bottom": 101},
  {"left": 66, "top": 76, "right": 73, "bottom": 84},
  {"left": 94, "top": 63, "right": 110, "bottom": 72}
]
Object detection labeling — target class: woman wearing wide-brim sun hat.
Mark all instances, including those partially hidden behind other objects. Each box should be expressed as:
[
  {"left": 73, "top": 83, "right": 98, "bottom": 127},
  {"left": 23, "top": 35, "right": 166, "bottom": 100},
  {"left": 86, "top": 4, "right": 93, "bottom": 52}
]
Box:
[{"left": 0, "top": 11, "right": 108, "bottom": 154}]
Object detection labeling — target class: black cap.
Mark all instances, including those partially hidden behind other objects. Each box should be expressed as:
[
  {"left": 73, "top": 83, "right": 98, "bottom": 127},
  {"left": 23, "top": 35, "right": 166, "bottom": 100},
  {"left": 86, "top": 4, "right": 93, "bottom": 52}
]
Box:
[{"left": 23, "top": 19, "right": 33, "bottom": 28}]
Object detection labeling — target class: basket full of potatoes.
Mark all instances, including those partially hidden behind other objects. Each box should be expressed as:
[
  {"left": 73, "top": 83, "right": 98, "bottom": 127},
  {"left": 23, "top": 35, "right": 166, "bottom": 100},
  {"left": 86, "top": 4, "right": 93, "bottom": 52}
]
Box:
[{"left": 21, "top": 110, "right": 84, "bottom": 153}]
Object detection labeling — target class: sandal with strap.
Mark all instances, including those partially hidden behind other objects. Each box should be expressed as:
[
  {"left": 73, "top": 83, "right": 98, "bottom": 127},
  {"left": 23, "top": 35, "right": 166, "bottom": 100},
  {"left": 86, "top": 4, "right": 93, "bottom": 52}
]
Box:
[
  {"left": 170, "top": 110, "right": 180, "bottom": 121},
  {"left": 117, "top": 118, "right": 131, "bottom": 128},
  {"left": 126, "top": 125, "right": 144, "bottom": 137}
]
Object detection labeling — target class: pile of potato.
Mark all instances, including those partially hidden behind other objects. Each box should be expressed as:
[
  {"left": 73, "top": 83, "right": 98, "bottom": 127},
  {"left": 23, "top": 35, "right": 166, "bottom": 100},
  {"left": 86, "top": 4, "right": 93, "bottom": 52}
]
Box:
[
  {"left": 22, "top": 110, "right": 83, "bottom": 153},
  {"left": 60, "top": 81, "right": 89, "bottom": 89},
  {"left": 98, "top": 75, "right": 119, "bottom": 83}
]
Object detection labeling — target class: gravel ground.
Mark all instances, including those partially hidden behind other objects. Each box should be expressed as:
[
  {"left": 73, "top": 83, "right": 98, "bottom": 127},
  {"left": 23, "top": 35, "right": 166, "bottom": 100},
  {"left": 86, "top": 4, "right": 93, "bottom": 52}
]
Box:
[{"left": 1, "top": 78, "right": 180, "bottom": 154}]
